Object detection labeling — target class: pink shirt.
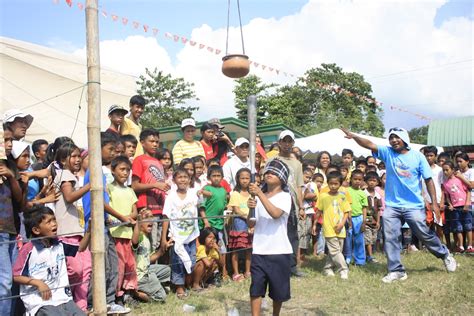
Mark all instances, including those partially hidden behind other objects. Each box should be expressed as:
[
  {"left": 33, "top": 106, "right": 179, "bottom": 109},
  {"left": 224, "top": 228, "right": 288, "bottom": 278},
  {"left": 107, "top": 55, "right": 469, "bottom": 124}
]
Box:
[{"left": 442, "top": 177, "right": 469, "bottom": 208}]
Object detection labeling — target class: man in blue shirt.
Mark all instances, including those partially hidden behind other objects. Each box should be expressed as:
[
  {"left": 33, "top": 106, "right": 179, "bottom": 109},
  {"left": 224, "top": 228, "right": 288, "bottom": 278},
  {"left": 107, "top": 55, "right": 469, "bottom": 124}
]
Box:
[{"left": 341, "top": 127, "right": 456, "bottom": 283}]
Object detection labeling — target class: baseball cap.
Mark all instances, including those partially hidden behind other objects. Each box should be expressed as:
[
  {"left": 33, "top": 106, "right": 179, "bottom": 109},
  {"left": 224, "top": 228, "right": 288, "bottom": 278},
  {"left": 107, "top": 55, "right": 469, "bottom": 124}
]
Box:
[
  {"left": 208, "top": 118, "right": 224, "bottom": 129},
  {"left": 388, "top": 127, "right": 410, "bottom": 149},
  {"left": 181, "top": 118, "right": 196, "bottom": 128},
  {"left": 235, "top": 137, "right": 249, "bottom": 147},
  {"left": 279, "top": 130, "right": 295, "bottom": 141},
  {"left": 3, "top": 109, "right": 34, "bottom": 129},
  {"left": 108, "top": 104, "right": 128, "bottom": 116},
  {"left": 11, "top": 140, "right": 30, "bottom": 159}
]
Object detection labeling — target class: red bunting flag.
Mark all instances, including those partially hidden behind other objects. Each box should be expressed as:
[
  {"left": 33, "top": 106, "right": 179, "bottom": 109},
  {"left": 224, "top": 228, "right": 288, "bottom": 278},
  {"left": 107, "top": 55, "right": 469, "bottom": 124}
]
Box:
[
  {"left": 101, "top": 10, "right": 107, "bottom": 18},
  {"left": 181, "top": 37, "right": 188, "bottom": 44},
  {"left": 269, "top": 67, "right": 273, "bottom": 72},
  {"left": 133, "top": 21, "right": 140, "bottom": 29},
  {"left": 199, "top": 44, "right": 205, "bottom": 49},
  {"left": 65, "top": 0, "right": 72, "bottom": 7},
  {"left": 189, "top": 41, "right": 196, "bottom": 46},
  {"left": 77, "top": 2, "right": 83, "bottom": 10},
  {"left": 122, "top": 17, "right": 128, "bottom": 25},
  {"left": 152, "top": 28, "right": 159, "bottom": 36},
  {"left": 215, "top": 49, "right": 221, "bottom": 55},
  {"left": 275, "top": 70, "right": 279, "bottom": 75},
  {"left": 207, "top": 47, "right": 214, "bottom": 53},
  {"left": 173, "top": 35, "right": 179, "bottom": 42},
  {"left": 254, "top": 62, "right": 259, "bottom": 67},
  {"left": 143, "top": 24, "right": 149, "bottom": 32},
  {"left": 261, "top": 65, "right": 266, "bottom": 70},
  {"left": 164, "top": 32, "right": 172, "bottom": 39},
  {"left": 111, "top": 14, "right": 118, "bottom": 21}
]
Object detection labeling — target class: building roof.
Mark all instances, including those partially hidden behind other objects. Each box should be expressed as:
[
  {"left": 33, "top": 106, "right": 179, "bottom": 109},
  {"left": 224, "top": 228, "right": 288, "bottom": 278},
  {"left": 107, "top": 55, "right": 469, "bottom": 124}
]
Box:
[{"left": 427, "top": 116, "right": 474, "bottom": 147}]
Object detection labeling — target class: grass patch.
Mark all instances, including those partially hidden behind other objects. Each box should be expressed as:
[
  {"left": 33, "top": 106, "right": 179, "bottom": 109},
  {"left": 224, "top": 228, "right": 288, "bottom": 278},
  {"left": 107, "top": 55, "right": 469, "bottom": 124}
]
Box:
[{"left": 131, "top": 251, "right": 473, "bottom": 315}]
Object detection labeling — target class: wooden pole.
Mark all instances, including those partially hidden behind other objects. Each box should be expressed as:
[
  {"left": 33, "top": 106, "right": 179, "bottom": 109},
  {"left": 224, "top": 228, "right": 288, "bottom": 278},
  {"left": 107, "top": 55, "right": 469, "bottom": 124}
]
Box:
[
  {"left": 85, "top": 0, "right": 107, "bottom": 314},
  {"left": 247, "top": 95, "right": 257, "bottom": 220}
]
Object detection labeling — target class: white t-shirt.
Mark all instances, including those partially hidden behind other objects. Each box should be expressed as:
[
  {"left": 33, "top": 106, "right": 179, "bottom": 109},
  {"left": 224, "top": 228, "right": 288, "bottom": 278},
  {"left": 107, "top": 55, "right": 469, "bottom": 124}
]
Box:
[
  {"left": 162, "top": 188, "right": 200, "bottom": 244},
  {"left": 302, "top": 182, "right": 317, "bottom": 214},
  {"left": 462, "top": 168, "right": 474, "bottom": 204},
  {"left": 252, "top": 191, "right": 293, "bottom": 255},
  {"left": 422, "top": 164, "right": 443, "bottom": 204},
  {"left": 222, "top": 156, "right": 251, "bottom": 190}
]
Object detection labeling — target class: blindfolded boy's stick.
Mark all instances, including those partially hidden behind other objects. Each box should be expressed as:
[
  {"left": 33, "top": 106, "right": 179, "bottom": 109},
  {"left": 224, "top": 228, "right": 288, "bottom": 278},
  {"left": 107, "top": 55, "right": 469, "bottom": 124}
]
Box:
[{"left": 247, "top": 95, "right": 257, "bottom": 221}]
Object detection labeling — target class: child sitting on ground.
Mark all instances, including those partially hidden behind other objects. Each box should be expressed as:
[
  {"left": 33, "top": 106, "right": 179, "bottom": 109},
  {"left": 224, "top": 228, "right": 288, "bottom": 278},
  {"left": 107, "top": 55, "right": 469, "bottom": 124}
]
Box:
[
  {"left": 132, "top": 210, "right": 172, "bottom": 302},
  {"left": 312, "top": 171, "right": 350, "bottom": 279},
  {"left": 192, "top": 227, "right": 222, "bottom": 291},
  {"left": 13, "top": 206, "right": 86, "bottom": 316}
]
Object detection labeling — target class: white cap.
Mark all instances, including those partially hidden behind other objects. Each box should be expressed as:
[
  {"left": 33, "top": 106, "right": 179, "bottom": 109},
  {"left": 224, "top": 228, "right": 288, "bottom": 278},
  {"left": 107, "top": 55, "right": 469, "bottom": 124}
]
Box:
[
  {"left": 3, "top": 109, "right": 34, "bottom": 128},
  {"left": 388, "top": 127, "right": 411, "bottom": 149},
  {"left": 11, "top": 140, "right": 30, "bottom": 159},
  {"left": 235, "top": 137, "right": 249, "bottom": 147},
  {"left": 279, "top": 130, "right": 295, "bottom": 141},
  {"left": 181, "top": 118, "right": 196, "bottom": 128}
]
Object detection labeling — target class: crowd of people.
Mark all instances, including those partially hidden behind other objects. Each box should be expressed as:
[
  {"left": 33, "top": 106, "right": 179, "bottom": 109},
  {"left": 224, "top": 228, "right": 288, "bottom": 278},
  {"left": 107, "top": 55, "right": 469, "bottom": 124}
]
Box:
[{"left": 1, "top": 95, "right": 472, "bottom": 315}]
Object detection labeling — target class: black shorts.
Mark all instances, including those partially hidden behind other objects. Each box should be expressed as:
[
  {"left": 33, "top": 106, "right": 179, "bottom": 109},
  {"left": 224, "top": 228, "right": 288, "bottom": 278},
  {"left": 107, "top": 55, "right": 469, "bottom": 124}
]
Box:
[{"left": 249, "top": 254, "right": 291, "bottom": 302}]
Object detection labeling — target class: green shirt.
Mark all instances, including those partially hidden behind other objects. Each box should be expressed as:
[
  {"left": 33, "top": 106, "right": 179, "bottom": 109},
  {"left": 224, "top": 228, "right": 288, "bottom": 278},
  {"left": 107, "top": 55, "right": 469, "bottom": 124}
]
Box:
[
  {"left": 133, "top": 232, "right": 151, "bottom": 281},
  {"left": 347, "top": 187, "right": 368, "bottom": 217},
  {"left": 199, "top": 185, "right": 227, "bottom": 230}
]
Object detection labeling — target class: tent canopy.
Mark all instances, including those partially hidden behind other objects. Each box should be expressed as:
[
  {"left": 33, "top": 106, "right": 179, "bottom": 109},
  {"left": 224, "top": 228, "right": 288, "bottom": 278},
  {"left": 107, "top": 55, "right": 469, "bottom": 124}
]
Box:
[
  {"left": 295, "top": 129, "right": 442, "bottom": 157},
  {"left": 1, "top": 36, "right": 136, "bottom": 147}
]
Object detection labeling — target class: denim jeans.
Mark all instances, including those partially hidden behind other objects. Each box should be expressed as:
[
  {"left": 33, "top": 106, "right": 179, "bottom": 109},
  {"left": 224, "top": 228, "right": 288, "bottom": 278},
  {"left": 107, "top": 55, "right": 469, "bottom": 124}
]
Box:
[
  {"left": 383, "top": 206, "right": 448, "bottom": 272},
  {"left": 0, "top": 233, "right": 18, "bottom": 316},
  {"left": 343, "top": 215, "right": 366, "bottom": 265}
]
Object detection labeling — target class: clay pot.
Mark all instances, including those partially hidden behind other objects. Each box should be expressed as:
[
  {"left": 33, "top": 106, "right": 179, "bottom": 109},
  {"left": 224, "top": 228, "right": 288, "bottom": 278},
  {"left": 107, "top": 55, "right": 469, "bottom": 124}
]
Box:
[{"left": 222, "top": 54, "right": 250, "bottom": 78}]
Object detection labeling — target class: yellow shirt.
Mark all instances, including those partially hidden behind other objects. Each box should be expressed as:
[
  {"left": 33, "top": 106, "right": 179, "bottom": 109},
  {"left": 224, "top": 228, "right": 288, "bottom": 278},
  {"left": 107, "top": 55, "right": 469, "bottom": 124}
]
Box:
[
  {"left": 196, "top": 245, "right": 219, "bottom": 262},
  {"left": 121, "top": 117, "right": 143, "bottom": 157},
  {"left": 172, "top": 139, "right": 205, "bottom": 165},
  {"left": 317, "top": 192, "right": 351, "bottom": 238},
  {"left": 319, "top": 186, "right": 353, "bottom": 204},
  {"left": 228, "top": 191, "right": 250, "bottom": 216}
]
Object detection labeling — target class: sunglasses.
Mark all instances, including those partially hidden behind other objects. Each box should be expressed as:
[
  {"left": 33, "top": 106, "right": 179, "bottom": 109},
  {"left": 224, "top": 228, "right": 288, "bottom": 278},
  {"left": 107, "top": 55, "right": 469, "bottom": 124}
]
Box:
[{"left": 388, "top": 127, "right": 405, "bottom": 133}]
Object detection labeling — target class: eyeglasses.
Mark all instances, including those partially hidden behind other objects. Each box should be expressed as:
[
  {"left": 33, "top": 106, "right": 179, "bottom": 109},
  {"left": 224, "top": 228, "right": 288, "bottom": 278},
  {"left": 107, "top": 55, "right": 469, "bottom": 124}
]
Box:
[{"left": 389, "top": 127, "right": 405, "bottom": 133}]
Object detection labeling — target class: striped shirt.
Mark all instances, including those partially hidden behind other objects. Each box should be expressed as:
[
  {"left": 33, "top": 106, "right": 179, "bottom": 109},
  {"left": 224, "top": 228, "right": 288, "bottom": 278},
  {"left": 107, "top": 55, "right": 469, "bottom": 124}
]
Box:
[{"left": 172, "top": 139, "right": 205, "bottom": 165}]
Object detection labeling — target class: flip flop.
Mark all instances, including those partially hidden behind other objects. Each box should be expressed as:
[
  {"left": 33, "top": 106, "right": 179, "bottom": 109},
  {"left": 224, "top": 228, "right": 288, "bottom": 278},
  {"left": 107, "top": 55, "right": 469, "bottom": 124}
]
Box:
[
  {"left": 232, "top": 274, "right": 245, "bottom": 282},
  {"left": 191, "top": 287, "right": 206, "bottom": 293},
  {"left": 176, "top": 291, "right": 189, "bottom": 300}
]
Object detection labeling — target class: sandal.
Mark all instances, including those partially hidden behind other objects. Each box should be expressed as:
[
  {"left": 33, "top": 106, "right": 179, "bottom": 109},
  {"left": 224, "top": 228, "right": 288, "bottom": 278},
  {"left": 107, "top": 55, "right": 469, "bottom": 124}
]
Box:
[
  {"left": 191, "top": 287, "right": 206, "bottom": 293},
  {"left": 232, "top": 274, "right": 245, "bottom": 282},
  {"left": 176, "top": 291, "right": 189, "bottom": 300}
]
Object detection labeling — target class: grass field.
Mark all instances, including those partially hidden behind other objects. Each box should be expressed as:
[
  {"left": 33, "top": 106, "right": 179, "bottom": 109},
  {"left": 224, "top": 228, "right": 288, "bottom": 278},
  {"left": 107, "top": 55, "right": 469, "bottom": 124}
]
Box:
[{"left": 131, "top": 251, "right": 473, "bottom": 315}]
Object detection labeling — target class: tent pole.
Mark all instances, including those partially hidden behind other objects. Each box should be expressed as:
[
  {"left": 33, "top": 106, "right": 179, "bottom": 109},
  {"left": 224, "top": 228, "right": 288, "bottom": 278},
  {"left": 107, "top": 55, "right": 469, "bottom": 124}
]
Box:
[{"left": 85, "top": 0, "right": 107, "bottom": 314}]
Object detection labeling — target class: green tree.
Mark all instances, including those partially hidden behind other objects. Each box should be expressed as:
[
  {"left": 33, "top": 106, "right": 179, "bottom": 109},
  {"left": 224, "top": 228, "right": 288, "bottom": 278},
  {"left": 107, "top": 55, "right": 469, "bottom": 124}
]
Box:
[
  {"left": 408, "top": 125, "right": 428, "bottom": 144},
  {"left": 136, "top": 68, "right": 199, "bottom": 128},
  {"left": 233, "top": 63, "right": 385, "bottom": 136}
]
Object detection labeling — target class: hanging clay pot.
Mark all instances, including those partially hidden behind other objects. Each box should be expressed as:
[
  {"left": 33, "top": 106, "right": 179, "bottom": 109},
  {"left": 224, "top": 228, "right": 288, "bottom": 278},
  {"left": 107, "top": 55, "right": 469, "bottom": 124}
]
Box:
[{"left": 222, "top": 54, "right": 250, "bottom": 78}]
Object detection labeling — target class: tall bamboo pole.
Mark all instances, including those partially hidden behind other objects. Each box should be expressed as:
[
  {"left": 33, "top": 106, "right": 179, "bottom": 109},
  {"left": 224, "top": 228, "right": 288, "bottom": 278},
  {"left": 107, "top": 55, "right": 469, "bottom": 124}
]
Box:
[
  {"left": 247, "top": 95, "right": 257, "bottom": 221},
  {"left": 85, "top": 0, "right": 106, "bottom": 314}
]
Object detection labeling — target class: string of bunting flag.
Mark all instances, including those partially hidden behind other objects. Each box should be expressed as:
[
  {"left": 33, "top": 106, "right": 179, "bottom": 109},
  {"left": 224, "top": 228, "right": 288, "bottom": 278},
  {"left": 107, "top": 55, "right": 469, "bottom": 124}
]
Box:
[{"left": 54, "top": 0, "right": 431, "bottom": 121}]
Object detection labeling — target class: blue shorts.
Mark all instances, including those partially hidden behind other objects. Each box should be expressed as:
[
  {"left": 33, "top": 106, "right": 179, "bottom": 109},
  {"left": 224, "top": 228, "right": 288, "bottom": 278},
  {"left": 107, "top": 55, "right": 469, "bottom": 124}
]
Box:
[
  {"left": 250, "top": 254, "right": 291, "bottom": 302},
  {"left": 170, "top": 240, "right": 196, "bottom": 285},
  {"left": 216, "top": 229, "right": 227, "bottom": 254},
  {"left": 450, "top": 208, "right": 473, "bottom": 233}
]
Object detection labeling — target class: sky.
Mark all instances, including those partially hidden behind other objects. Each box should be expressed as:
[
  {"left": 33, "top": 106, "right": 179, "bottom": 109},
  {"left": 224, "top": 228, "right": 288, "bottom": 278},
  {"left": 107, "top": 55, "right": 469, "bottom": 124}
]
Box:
[{"left": 1, "top": 0, "right": 473, "bottom": 134}]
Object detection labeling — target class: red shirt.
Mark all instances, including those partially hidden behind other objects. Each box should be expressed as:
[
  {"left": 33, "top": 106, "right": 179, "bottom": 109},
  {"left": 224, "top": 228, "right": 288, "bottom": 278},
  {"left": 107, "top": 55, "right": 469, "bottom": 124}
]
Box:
[
  {"left": 132, "top": 155, "right": 166, "bottom": 215},
  {"left": 200, "top": 140, "right": 216, "bottom": 161}
]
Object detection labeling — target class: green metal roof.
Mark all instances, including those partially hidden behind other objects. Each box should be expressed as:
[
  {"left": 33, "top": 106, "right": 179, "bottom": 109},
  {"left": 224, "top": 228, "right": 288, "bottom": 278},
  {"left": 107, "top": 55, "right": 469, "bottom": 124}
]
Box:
[{"left": 427, "top": 116, "right": 474, "bottom": 147}]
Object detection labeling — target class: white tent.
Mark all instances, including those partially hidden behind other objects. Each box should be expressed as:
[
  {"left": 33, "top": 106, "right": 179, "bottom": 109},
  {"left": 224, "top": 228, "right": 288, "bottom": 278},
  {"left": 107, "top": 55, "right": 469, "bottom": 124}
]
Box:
[
  {"left": 1, "top": 37, "right": 136, "bottom": 147},
  {"left": 295, "top": 128, "right": 441, "bottom": 157}
]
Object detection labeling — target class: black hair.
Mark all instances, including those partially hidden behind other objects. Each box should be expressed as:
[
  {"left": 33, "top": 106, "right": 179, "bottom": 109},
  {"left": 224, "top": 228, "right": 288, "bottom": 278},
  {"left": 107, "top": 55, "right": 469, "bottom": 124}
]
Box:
[
  {"left": 198, "top": 227, "right": 218, "bottom": 245},
  {"left": 256, "top": 134, "right": 265, "bottom": 148},
  {"left": 173, "top": 167, "right": 190, "bottom": 179},
  {"left": 101, "top": 131, "right": 118, "bottom": 148},
  {"left": 351, "top": 169, "right": 365, "bottom": 179},
  {"left": 303, "top": 168, "right": 314, "bottom": 174},
  {"left": 200, "top": 122, "right": 215, "bottom": 133},
  {"left": 302, "top": 160, "right": 317, "bottom": 169},
  {"left": 366, "top": 155, "right": 376, "bottom": 163},
  {"left": 423, "top": 146, "right": 438, "bottom": 156},
  {"left": 342, "top": 148, "right": 354, "bottom": 157},
  {"left": 44, "top": 137, "right": 74, "bottom": 167},
  {"left": 24, "top": 205, "right": 55, "bottom": 238},
  {"left": 313, "top": 172, "right": 324, "bottom": 181},
  {"left": 234, "top": 168, "right": 251, "bottom": 192},
  {"left": 326, "top": 171, "right": 343, "bottom": 184},
  {"left": 55, "top": 143, "right": 80, "bottom": 170},
  {"left": 192, "top": 155, "right": 206, "bottom": 166},
  {"left": 269, "top": 142, "right": 279, "bottom": 151},
  {"left": 206, "top": 158, "right": 220, "bottom": 167},
  {"left": 366, "top": 165, "right": 377, "bottom": 173},
  {"left": 443, "top": 160, "right": 456, "bottom": 170},
  {"left": 129, "top": 95, "right": 146, "bottom": 107},
  {"left": 356, "top": 159, "right": 368, "bottom": 167},
  {"left": 438, "top": 152, "right": 450, "bottom": 161},
  {"left": 365, "top": 171, "right": 380, "bottom": 182},
  {"left": 2, "top": 122, "right": 14, "bottom": 132},
  {"left": 119, "top": 134, "right": 137, "bottom": 147},
  {"left": 207, "top": 165, "right": 223, "bottom": 178},
  {"left": 455, "top": 152, "right": 471, "bottom": 167},
  {"left": 139, "top": 128, "right": 159, "bottom": 142},
  {"left": 317, "top": 151, "right": 332, "bottom": 168},
  {"left": 32, "top": 139, "right": 48, "bottom": 155},
  {"left": 179, "top": 158, "right": 195, "bottom": 185},
  {"left": 326, "top": 164, "right": 340, "bottom": 173},
  {"left": 111, "top": 156, "right": 132, "bottom": 170},
  {"left": 156, "top": 148, "right": 174, "bottom": 167}
]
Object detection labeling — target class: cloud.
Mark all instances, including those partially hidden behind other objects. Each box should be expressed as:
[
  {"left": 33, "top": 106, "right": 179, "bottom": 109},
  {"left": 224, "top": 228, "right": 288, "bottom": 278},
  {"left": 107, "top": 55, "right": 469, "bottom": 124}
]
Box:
[{"left": 72, "top": 0, "right": 472, "bottom": 128}]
